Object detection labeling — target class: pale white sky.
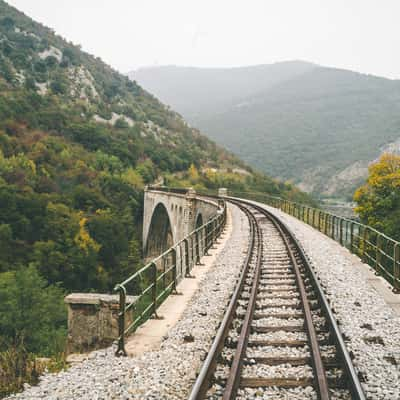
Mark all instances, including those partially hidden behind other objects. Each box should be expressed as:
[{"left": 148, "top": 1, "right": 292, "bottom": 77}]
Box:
[{"left": 6, "top": 0, "right": 400, "bottom": 79}]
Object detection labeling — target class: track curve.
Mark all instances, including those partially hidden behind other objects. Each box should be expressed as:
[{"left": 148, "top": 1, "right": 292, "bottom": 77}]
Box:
[{"left": 189, "top": 198, "right": 365, "bottom": 400}]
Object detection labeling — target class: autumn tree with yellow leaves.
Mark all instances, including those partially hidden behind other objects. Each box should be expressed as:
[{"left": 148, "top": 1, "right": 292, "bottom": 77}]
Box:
[{"left": 354, "top": 153, "right": 400, "bottom": 240}]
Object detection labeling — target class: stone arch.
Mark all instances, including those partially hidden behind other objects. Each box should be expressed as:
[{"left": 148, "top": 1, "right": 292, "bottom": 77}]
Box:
[
  {"left": 195, "top": 213, "right": 204, "bottom": 229},
  {"left": 145, "top": 202, "right": 174, "bottom": 260}
]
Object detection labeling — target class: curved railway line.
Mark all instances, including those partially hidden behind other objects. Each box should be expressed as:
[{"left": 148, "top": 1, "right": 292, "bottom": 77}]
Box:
[{"left": 189, "top": 198, "right": 366, "bottom": 400}]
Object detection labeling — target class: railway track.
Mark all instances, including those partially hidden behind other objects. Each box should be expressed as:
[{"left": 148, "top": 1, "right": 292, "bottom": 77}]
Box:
[{"left": 189, "top": 199, "right": 366, "bottom": 400}]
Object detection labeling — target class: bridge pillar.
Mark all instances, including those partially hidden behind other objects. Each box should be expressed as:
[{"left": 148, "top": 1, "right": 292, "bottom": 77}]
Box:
[
  {"left": 185, "top": 188, "right": 197, "bottom": 236},
  {"left": 218, "top": 187, "right": 228, "bottom": 197}
]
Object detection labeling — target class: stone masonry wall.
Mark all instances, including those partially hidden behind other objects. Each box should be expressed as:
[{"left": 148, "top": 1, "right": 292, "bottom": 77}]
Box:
[{"left": 65, "top": 293, "right": 136, "bottom": 354}]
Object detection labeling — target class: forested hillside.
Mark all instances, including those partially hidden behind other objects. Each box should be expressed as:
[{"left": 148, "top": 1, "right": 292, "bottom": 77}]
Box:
[
  {"left": 0, "top": 2, "right": 313, "bottom": 394},
  {"left": 133, "top": 63, "right": 400, "bottom": 199}
]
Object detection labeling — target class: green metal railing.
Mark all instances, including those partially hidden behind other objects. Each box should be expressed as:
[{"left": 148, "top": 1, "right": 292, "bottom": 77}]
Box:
[
  {"left": 114, "top": 198, "right": 226, "bottom": 356},
  {"left": 230, "top": 191, "right": 400, "bottom": 292}
]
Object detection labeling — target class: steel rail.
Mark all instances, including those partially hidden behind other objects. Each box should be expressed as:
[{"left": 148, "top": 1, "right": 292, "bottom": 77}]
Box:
[
  {"left": 264, "top": 206, "right": 366, "bottom": 400},
  {"left": 235, "top": 197, "right": 366, "bottom": 400},
  {"left": 264, "top": 208, "right": 330, "bottom": 400},
  {"left": 222, "top": 206, "right": 263, "bottom": 400},
  {"left": 189, "top": 196, "right": 366, "bottom": 400},
  {"left": 226, "top": 199, "right": 329, "bottom": 399},
  {"left": 188, "top": 206, "right": 257, "bottom": 400}
]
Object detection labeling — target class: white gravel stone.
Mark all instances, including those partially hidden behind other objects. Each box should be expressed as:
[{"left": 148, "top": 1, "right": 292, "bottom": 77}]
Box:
[
  {"left": 247, "top": 345, "right": 309, "bottom": 358},
  {"left": 242, "top": 363, "right": 314, "bottom": 378},
  {"left": 250, "top": 330, "right": 308, "bottom": 342}
]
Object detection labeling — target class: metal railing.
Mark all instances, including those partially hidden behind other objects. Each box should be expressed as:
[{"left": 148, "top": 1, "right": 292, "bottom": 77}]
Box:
[
  {"left": 114, "top": 199, "right": 227, "bottom": 356},
  {"left": 230, "top": 191, "right": 400, "bottom": 292}
]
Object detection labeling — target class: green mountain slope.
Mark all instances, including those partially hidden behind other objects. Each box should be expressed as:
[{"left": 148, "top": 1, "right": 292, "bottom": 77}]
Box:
[
  {"left": 133, "top": 63, "right": 400, "bottom": 199},
  {"left": 0, "top": 1, "right": 311, "bottom": 293}
]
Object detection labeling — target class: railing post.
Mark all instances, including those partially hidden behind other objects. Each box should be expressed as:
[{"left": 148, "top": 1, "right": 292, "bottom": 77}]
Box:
[
  {"left": 213, "top": 219, "right": 220, "bottom": 245},
  {"left": 209, "top": 221, "right": 215, "bottom": 249},
  {"left": 339, "top": 218, "right": 344, "bottom": 245},
  {"left": 171, "top": 248, "right": 178, "bottom": 294},
  {"left": 200, "top": 227, "right": 204, "bottom": 257},
  {"left": 191, "top": 235, "right": 196, "bottom": 265},
  {"left": 151, "top": 262, "right": 159, "bottom": 319},
  {"left": 350, "top": 222, "right": 354, "bottom": 251},
  {"left": 362, "top": 227, "right": 368, "bottom": 263},
  {"left": 177, "top": 242, "right": 183, "bottom": 282},
  {"left": 375, "top": 235, "right": 382, "bottom": 275},
  {"left": 184, "top": 238, "right": 190, "bottom": 275},
  {"left": 324, "top": 214, "right": 328, "bottom": 235},
  {"left": 393, "top": 244, "right": 400, "bottom": 293},
  {"left": 195, "top": 230, "right": 201, "bottom": 265},
  {"left": 204, "top": 226, "right": 209, "bottom": 255},
  {"left": 184, "top": 238, "right": 194, "bottom": 277},
  {"left": 115, "top": 285, "right": 127, "bottom": 356},
  {"left": 162, "top": 256, "right": 167, "bottom": 291}
]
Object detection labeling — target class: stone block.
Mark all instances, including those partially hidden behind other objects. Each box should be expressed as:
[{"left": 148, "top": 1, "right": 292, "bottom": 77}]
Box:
[{"left": 64, "top": 293, "right": 137, "bottom": 354}]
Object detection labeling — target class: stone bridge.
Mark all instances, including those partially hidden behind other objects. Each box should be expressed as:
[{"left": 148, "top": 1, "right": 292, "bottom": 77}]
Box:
[
  {"left": 65, "top": 187, "right": 224, "bottom": 353},
  {"left": 142, "top": 187, "right": 222, "bottom": 261}
]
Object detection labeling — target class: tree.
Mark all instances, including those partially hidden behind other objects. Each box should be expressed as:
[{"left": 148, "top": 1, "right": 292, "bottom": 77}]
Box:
[
  {"left": 0, "top": 265, "right": 66, "bottom": 355},
  {"left": 50, "top": 75, "right": 68, "bottom": 95},
  {"left": 114, "top": 117, "right": 129, "bottom": 129},
  {"left": 0, "top": 224, "right": 12, "bottom": 271},
  {"left": 354, "top": 153, "right": 400, "bottom": 239},
  {"left": 0, "top": 17, "right": 15, "bottom": 31},
  {"left": 188, "top": 163, "right": 199, "bottom": 182}
]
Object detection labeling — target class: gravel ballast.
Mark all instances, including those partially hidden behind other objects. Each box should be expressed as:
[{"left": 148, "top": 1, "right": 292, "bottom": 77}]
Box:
[
  {"left": 7, "top": 204, "right": 249, "bottom": 400},
  {"left": 252, "top": 202, "right": 400, "bottom": 400}
]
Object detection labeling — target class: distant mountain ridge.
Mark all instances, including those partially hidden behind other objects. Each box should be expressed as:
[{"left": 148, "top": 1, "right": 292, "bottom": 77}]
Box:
[
  {"left": 131, "top": 62, "right": 400, "bottom": 199},
  {"left": 132, "top": 61, "right": 316, "bottom": 117}
]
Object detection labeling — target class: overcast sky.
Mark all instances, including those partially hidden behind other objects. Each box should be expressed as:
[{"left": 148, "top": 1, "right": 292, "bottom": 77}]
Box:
[{"left": 6, "top": 0, "right": 400, "bottom": 79}]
